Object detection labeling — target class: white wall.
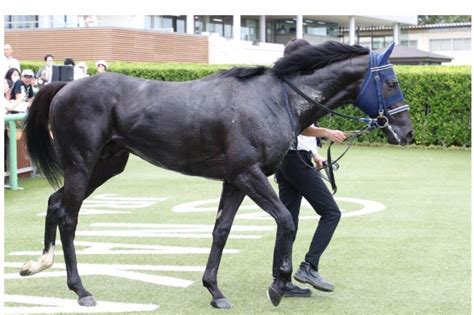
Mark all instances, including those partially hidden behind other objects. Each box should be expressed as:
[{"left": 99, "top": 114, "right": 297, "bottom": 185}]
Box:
[
  {"left": 208, "top": 35, "right": 284, "bottom": 65},
  {"left": 96, "top": 15, "right": 145, "bottom": 29},
  {"left": 408, "top": 27, "right": 471, "bottom": 65}
]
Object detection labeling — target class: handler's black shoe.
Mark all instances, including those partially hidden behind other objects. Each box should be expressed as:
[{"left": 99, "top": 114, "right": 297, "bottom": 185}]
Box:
[
  {"left": 294, "top": 262, "right": 334, "bottom": 292},
  {"left": 277, "top": 280, "right": 312, "bottom": 297}
]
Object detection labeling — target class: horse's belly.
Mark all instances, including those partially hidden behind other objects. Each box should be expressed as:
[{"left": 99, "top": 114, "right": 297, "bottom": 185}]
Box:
[{"left": 124, "top": 142, "right": 227, "bottom": 180}]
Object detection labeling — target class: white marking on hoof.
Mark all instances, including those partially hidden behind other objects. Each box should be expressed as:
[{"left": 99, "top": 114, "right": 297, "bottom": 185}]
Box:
[{"left": 20, "top": 246, "right": 54, "bottom": 276}]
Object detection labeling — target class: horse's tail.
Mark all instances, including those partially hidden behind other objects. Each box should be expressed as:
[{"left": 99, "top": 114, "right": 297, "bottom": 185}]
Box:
[{"left": 25, "top": 82, "right": 68, "bottom": 188}]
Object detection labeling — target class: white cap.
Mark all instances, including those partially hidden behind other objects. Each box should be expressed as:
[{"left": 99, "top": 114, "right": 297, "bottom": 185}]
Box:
[
  {"left": 21, "top": 69, "right": 34, "bottom": 76},
  {"left": 95, "top": 60, "right": 108, "bottom": 69}
]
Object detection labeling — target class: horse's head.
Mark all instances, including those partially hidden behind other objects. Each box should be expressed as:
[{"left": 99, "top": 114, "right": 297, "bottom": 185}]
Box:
[{"left": 355, "top": 43, "right": 414, "bottom": 145}]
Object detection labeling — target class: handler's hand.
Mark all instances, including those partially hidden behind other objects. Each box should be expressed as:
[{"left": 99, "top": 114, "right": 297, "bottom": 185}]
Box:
[
  {"left": 313, "top": 153, "right": 325, "bottom": 169},
  {"left": 325, "top": 129, "right": 346, "bottom": 143}
]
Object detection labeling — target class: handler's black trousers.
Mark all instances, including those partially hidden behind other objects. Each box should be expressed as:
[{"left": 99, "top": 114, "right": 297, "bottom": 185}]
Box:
[{"left": 273, "top": 150, "right": 341, "bottom": 278}]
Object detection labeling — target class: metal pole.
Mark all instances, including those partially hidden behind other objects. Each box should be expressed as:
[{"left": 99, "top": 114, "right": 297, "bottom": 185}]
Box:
[
  {"left": 259, "top": 15, "right": 266, "bottom": 43},
  {"left": 233, "top": 15, "right": 241, "bottom": 41},
  {"left": 296, "top": 15, "right": 303, "bottom": 39},
  {"left": 393, "top": 23, "right": 400, "bottom": 45},
  {"left": 7, "top": 120, "right": 19, "bottom": 190},
  {"left": 186, "top": 15, "right": 194, "bottom": 34},
  {"left": 5, "top": 112, "right": 27, "bottom": 190},
  {"left": 349, "top": 16, "right": 356, "bottom": 45}
]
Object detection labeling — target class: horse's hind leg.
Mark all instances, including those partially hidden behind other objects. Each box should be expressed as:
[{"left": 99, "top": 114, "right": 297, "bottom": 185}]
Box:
[
  {"left": 20, "top": 188, "right": 63, "bottom": 276},
  {"left": 59, "top": 146, "right": 129, "bottom": 306},
  {"left": 19, "top": 145, "right": 129, "bottom": 277},
  {"left": 60, "top": 146, "right": 130, "bottom": 306},
  {"left": 202, "top": 180, "right": 245, "bottom": 309}
]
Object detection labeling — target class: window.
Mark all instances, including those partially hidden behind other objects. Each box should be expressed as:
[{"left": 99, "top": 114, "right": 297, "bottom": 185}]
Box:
[
  {"left": 430, "top": 39, "right": 452, "bottom": 51},
  {"left": 241, "top": 18, "right": 259, "bottom": 41},
  {"left": 4, "top": 15, "right": 39, "bottom": 29},
  {"left": 431, "top": 38, "right": 471, "bottom": 51},
  {"left": 453, "top": 38, "right": 471, "bottom": 51},
  {"left": 194, "top": 16, "right": 233, "bottom": 38},
  {"left": 401, "top": 40, "right": 417, "bottom": 48},
  {"left": 145, "top": 16, "right": 186, "bottom": 33}
]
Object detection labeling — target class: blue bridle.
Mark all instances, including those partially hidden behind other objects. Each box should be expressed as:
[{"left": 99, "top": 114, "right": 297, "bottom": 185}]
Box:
[
  {"left": 355, "top": 46, "right": 410, "bottom": 126},
  {"left": 281, "top": 43, "right": 409, "bottom": 131}
]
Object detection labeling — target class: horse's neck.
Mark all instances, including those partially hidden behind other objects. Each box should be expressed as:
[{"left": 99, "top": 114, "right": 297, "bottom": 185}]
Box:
[{"left": 292, "top": 55, "right": 369, "bottom": 131}]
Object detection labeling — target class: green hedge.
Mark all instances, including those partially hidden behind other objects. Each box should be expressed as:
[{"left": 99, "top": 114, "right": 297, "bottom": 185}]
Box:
[
  {"left": 20, "top": 61, "right": 229, "bottom": 81},
  {"left": 21, "top": 61, "right": 471, "bottom": 147}
]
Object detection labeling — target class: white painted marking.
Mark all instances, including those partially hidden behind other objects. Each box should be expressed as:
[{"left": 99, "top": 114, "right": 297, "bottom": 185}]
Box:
[
  {"left": 82, "top": 194, "right": 167, "bottom": 209},
  {"left": 172, "top": 197, "right": 386, "bottom": 219},
  {"left": 172, "top": 198, "right": 257, "bottom": 213},
  {"left": 37, "top": 194, "right": 167, "bottom": 216},
  {"left": 90, "top": 223, "right": 273, "bottom": 231},
  {"left": 5, "top": 262, "right": 205, "bottom": 272},
  {"left": 76, "top": 230, "right": 262, "bottom": 239},
  {"left": 4, "top": 294, "right": 158, "bottom": 313},
  {"left": 72, "top": 223, "right": 273, "bottom": 239},
  {"left": 9, "top": 240, "right": 239, "bottom": 256},
  {"left": 6, "top": 262, "right": 201, "bottom": 287}
]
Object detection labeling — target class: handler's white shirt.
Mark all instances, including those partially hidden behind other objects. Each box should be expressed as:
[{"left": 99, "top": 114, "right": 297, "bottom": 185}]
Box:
[{"left": 291, "top": 134, "right": 318, "bottom": 154}]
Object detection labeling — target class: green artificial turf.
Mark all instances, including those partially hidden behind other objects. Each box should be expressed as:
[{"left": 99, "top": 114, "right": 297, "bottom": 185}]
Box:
[{"left": 4, "top": 145, "right": 471, "bottom": 314}]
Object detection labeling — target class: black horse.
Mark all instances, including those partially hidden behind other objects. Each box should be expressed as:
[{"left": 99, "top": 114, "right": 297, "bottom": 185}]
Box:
[{"left": 22, "top": 41, "right": 413, "bottom": 309}]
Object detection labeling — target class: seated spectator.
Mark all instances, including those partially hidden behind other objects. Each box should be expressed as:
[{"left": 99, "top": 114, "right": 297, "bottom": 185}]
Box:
[
  {"left": 95, "top": 60, "right": 108, "bottom": 73},
  {"left": 36, "top": 54, "right": 54, "bottom": 86},
  {"left": 5, "top": 67, "right": 21, "bottom": 85},
  {"left": 64, "top": 57, "right": 75, "bottom": 66},
  {"left": 9, "top": 69, "right": 35, "bottom": 113},
  {"left": 4, "top": 78, "right": 12, "bottom": 113},
  {"left": 74, "top": 62, "right": 89, "bottom": 80}
]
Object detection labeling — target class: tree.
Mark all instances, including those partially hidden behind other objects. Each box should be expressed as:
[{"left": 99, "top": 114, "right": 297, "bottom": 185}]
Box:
[{"left": 418, "top": 15, "right": 471, "bottom": 24}]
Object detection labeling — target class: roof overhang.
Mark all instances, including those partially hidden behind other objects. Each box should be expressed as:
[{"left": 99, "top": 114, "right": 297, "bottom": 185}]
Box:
[{"left": 261, "top": 15, "right": 417, "bottom": 27}]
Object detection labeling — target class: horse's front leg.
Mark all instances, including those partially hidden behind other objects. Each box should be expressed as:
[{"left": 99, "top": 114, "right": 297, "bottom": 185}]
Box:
[
  {"left": 233, "top": 164, "right": 295, "bottom": 307},
  {"left": 203, "top": 180, "right": 245, "bottom": 309}
]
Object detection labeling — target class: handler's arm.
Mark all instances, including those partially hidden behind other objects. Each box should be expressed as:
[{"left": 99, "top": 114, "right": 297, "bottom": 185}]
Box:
[{"left": 301, "top": 126, "right": 346, "bottom": 143}]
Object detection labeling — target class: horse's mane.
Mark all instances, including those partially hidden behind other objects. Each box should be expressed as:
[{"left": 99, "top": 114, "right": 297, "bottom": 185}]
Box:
[
  {"left": 272, "top": 41, "right": 370, "bottom": 77},
  {"left": 219, "top": 41, "right": 370, "bottom": 80},
  {"left": 219, "top": 66, "right": 269, "bottom": 80}
]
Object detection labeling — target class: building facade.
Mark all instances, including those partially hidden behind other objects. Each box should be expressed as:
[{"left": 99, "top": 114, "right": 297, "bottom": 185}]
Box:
[
  {"left": 5, "top": 15, "right": 423, "bottom": 65},
  {"left": 341, "top": 22, "right": 471, "bottom": 65}
]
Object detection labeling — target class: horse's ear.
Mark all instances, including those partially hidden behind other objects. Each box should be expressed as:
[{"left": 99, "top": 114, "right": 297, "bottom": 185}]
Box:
[{"left": 378, "top": 42, "right": 396, "bottom": 65}]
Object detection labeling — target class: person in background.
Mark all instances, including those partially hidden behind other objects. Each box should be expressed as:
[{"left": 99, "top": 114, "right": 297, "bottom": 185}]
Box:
[
  {"left": 272, "top": 38, "right": 347, "bottom": 297},
  {"left": 9, "top": 69, "right": 35, "bottom": 112},
  {"left": 4, "top": 78, "right": 12, "bottom": 107},
  {"left": 4, "top": 67, "right": 21, "bottom": 86},
  {"left": 3, "top": 44, "right": 21, "bottom": 77},
  {"left": 74, "top": 62, "right": 89, "bottom": 80},
  {"left": 95, "top": 60, "right": 108, "bottom": 73},
  {"left": 36, "top": 54, "right": 54, "bottom": 87},
  {"left": 64, "top": 57, "right": 75, "bottom": 66}
]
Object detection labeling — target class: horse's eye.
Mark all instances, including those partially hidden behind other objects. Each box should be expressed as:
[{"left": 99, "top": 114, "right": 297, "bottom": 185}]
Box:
[{"left": 387, "top": 80, "right": 398, "bottom": 88}]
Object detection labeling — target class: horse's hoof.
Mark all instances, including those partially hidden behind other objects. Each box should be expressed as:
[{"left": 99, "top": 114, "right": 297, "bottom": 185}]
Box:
[
  {"left": 267, "top": 283, "right": 283, "bottom": 307},
  {"left": 19, "top": 262, "right": 34, "bottom": 276},
  {"left": 78, "top": 296, "right": 97, "bottom": 307},
  {"left": 210, "top": 298, "right": 232, "bottom": 309},
  {"left": 19, "top": 268, "right": 32, "bottom": 276}
]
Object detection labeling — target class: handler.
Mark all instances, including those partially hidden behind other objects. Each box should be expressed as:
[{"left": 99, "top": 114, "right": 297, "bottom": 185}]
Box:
[{"left": 273, "top": 38, "right": 347, "bottom": 297}]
